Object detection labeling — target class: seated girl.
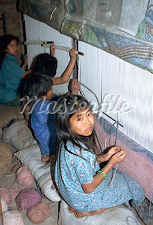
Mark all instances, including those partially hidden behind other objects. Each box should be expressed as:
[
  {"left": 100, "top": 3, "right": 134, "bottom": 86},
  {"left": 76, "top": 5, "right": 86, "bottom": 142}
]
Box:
[
  {"left": 0, "top": 34, "right": 30, "bottom": 106},
  {"left": 54, "top": 95, "right": 145, "bottom": 218}
]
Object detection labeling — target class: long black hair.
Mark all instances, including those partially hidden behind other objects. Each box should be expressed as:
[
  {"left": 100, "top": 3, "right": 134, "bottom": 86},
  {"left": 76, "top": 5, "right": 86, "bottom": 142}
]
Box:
[
  {"left": 21, "top": 72, "right": 53, "bottom": 97},
  {"left": 31, "top": 53, "right": 58, "bottom": 77},
  {"left": 20, "top": 72, "right": 53, "bottom": 110},
  {"left": 54, "top": 95, "right": 102, "bottom": 157},
  {"left": 0, "top": 34, "right": 20, "bottom": 68}
]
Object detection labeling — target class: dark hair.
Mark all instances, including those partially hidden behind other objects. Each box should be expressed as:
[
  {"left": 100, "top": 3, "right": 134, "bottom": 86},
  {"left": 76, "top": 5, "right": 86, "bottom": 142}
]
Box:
[
  {"left": 31, "top": 53, "right": 58, "bottom": 77},
  {"left": 0, "top": 34, "right": 20, "bottom": 68},
  {"left": 21, "top": 72, "right": 53, "bottom": 99},
  {"left": 54, "top": 95, "right": 101, "bottom": 156}
]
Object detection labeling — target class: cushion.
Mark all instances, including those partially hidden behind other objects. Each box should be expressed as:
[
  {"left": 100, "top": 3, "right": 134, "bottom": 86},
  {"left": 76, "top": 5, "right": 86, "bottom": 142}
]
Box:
[
  {"left": 58, "top": 199, "right": 141, "bottom": 225},
  {"left": 2, "top": 120, "right": 37, "bottom": 150},
  {"left": 0, "top": 103, "right": 23, "bottom": 128},
  {"left": 0, "top": 142, "right": 13, "bottom": 180},
  {"left": 15, "top": 144, "right": 60, "bottom": 202}
]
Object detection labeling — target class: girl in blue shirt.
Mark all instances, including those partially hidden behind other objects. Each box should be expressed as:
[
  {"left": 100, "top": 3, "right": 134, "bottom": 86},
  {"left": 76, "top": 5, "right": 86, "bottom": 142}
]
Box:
[
  {"left": 0, "top": 34, "right": 30, "bottom": 106},
  {"left": 54, "top": 95, "right": 145, "bottom": 218}
]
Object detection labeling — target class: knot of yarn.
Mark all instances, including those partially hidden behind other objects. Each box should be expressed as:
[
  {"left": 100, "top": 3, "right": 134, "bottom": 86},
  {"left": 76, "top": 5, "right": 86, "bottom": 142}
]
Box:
[
  {"left": 27, "top": 202, "right": 51, "bottom": 224},
  {"left": 0, "top": 187, "right": 24, "bottom": 205},
  {"left": 15, "top": 189, "right": 42, "bottom": 210},
  {"left": 0, "top": 188, "right": 12, "bottom": 205},
  {"left": 16, "top": 166, "right": 35, "bottom": 187}
]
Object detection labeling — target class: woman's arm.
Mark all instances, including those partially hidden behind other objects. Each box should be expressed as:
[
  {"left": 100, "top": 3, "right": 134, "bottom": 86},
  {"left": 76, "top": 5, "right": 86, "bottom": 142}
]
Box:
[
  {"left": 22, "top": 70, "right": 31, "bottom": 78},
  {"left": 21, "top": 55, "right": 28, "bottom": 70},
  {"left": 81, "top": 148, "right": 126, "bottom": 193},
  {"left": 21, "top": 55, "right": 31, "bottom": 78}
]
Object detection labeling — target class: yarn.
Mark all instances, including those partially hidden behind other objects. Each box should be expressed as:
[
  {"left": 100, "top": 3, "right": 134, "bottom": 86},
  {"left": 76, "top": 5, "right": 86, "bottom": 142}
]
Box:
[
  {"left": 3, "top": 210, "right": 24, "bottom": 225},
  {"left": 27, "top": 202, "right": 51, "bottom": 224},
  {"left": 0, "top": 187, "right": 24, "bottom": 205},
  {"left": 16, "top": 166, "right": 35, "bottom": 187},
  {"left": 15, "top": 189, "right": 42, "bottom": 210},
  {"left": 0, "top": 188, "right": 12, "bottom": 205},
  {"left": 9, "top": 187, "right": 24, "bottom": 199},
  {"left": 16, "top": 144, "right": 60, "bottom": 201},
  {"left": 1, "top": 196, "right": 8, "bottom": 213}
]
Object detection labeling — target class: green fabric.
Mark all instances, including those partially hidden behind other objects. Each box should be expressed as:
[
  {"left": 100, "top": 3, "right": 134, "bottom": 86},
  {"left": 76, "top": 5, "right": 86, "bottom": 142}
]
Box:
[
  {"left": 0, "top": 54, "right": 25, "bottom": 104},
  {"left": 1, "top": 96, "right": 20, "bottom": 107}
]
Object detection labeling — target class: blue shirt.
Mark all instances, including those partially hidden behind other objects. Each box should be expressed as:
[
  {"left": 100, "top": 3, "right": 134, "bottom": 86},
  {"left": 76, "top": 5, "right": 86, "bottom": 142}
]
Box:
[
  {"left": 31, "top": 98, "right": 57, "bottom": 155},
  {"left": 0, "top": 54, "right": 25, "bottom": 103},
  {"left": 55, "top": 141, "right": 145, "bottom": 212}
]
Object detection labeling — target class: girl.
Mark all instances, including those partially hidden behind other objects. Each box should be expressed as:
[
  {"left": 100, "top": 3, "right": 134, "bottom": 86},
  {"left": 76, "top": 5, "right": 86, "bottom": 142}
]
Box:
[
  {"left": 0, "top": 34, "right": 30, "bottom": 106},
  {"left": 54, "top": 95, "right": 145, "bottom": 218},
  {"left": 21, "top": 43, "right": 77, "bottom": 125},
  {"left": 22, "top": 73, "right": 80, "bottom": 162},
  {"left": 31, "top": 43, "right": 77, "bottom": 85}
]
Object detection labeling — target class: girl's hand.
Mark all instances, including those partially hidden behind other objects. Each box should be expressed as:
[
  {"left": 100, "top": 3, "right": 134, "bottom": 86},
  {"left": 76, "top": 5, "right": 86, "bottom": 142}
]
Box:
[
  {"left": 50, "top": 43, "right": 55, "bottom": 56},
  {"left": 105, "top": 146, "right": 122, "bottom": 161},
  {"left": 69, "top": 48, "right": 77, "bottom": 62},
  {"left": 71, "top": 79, "right": 80, "bottom": 95},
  {"left": 97, "top": 146, "right": 122, "bottom": 163},
  {"left": 109, "top": 148, "right": 126, "bottom": 166}
]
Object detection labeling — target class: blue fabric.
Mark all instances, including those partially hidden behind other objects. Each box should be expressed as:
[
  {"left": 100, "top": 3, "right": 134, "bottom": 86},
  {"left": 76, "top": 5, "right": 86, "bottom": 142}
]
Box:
[
  {"left": 0, "top": 54, "right": 25, "bottom": 103},
  {"left": 55, "top": 141, "right": 145, "bottom": 212},
  {"left": 31, "top": 98, "right": 57, "bottom": 155}
]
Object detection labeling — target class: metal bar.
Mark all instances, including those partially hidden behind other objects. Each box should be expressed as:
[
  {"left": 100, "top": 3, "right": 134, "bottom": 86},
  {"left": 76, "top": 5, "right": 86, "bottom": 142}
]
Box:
[{"left": 24, "top": 41, "right": 84, "bottom": 56}]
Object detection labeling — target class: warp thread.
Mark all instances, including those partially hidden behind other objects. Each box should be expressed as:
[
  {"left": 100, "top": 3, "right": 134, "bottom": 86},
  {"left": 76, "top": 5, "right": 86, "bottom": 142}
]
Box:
[
  {"left": 27, "top": 202, "right": 51, "bottom": 224},
  {"left": 15, "top": 189, "right": 42, "bottom": 210}
]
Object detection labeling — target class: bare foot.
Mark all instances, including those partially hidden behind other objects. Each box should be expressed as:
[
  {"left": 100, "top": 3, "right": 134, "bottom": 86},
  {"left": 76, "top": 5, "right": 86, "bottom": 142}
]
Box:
[
  {"left": 67, "top": 206, "right": 109, "bottom": 218},
  {"left": 41, "top": 155, "right": 50, "bottom": 162}
]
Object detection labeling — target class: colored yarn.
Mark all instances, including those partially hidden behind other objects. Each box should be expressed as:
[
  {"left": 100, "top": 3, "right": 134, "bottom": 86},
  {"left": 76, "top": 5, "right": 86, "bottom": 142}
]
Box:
[
  {"left": 9, "top": 187, "right": 24, "bottom": 199},
  {"left": 27, "top": 202, "right": 51, "bottom": 224},
  {"left": 16, "top": 166, "right": 35, "bottom": 187},
  {"left": 0, "top": 187, "right": 24, "bottom": 205},
  {"left": 3, "top": 210, "right": 24, "bottom": 225},
  {"left": 15, "top": 189, "right": 42, "bottom": 210},
  {"left": 1, "top": 196, "right": 8, "bottom": 213},
  {"left": 0, "top": 188, "right": 12, "bottom": 205}
]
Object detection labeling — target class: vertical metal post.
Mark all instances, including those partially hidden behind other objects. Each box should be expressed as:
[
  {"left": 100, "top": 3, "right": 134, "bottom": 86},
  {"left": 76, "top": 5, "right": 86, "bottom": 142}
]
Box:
[
  {"left": 72, "top": 39, "right": 78, "bottom": 79},
  {"left": 1, "top": 14, "right": 7, "bottom": 34}
]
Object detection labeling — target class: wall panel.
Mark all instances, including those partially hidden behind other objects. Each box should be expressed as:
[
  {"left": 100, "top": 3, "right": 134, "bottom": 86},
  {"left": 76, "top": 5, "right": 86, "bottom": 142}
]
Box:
[
  {"left": 24, "top": 15, "right": 153, "bottom": 153},
  {"left": 24, "top": 15, "right": 73, "bottom": 95},
  {"left": 78, "top": 41, "right": 153, "bottom": 153}
]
